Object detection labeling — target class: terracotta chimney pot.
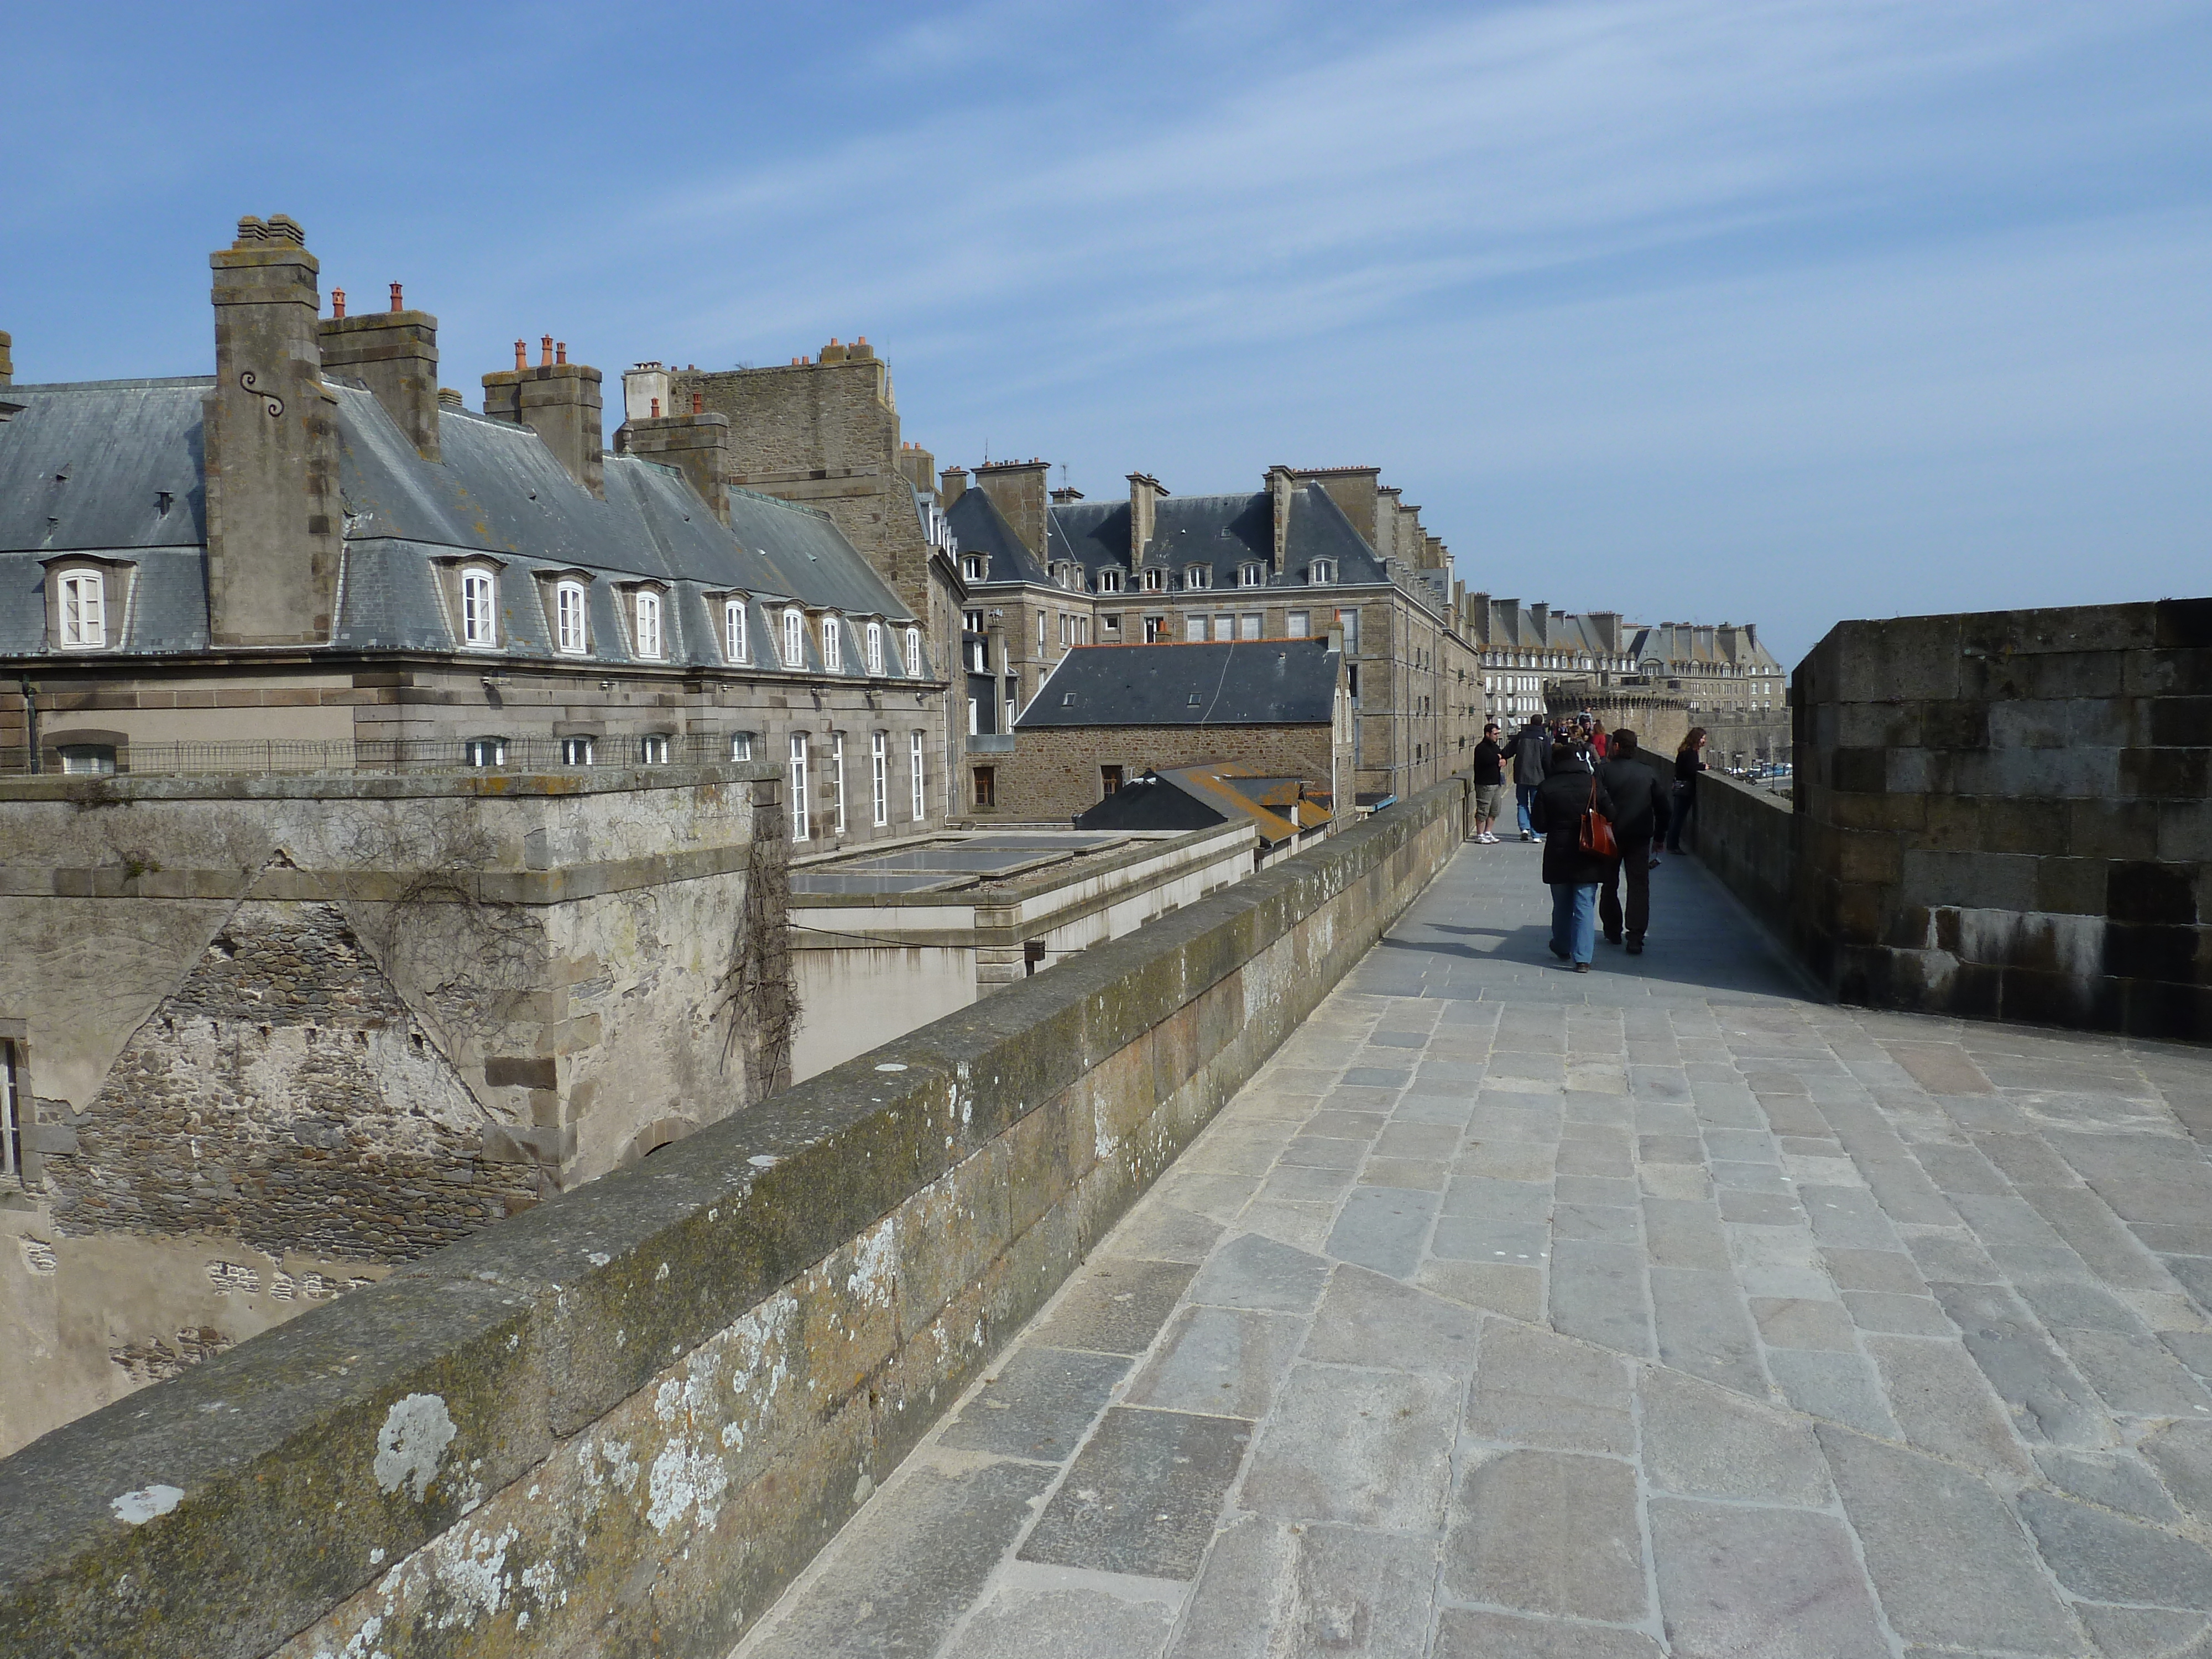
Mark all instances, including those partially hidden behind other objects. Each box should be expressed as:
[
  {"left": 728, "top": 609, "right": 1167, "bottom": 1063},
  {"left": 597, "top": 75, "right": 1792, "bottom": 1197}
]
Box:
[
  {"left": 514, "top": 339, "right": 526, "bottom": 371},
  {"left": 650, "top": 397, "right": 660, "bottom": 418},
  {"left": 540, "top": 334, "right": 554, "bottom": 368},
  {"left": 389, "top": 281, "right": 403, "bottom": 312},
  {"left": 692, "top": 390, "right": 702, "bottom": 414},
  {"left": 555, "top": 341, "right": 567, "bottom": 366},
  {"left": 331, "top": 288, "right": 346, "bottom": 319}
]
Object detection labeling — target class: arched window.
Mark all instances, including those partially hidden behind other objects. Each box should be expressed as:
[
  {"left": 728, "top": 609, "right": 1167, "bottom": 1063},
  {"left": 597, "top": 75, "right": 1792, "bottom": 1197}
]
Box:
[
  {"left": 634, "top": 590, "right": 664, "bottom": 660},
  {"left": 865, "top": 621, "right": 884, "bottom": 675},
  {"left": 58, "top": 570, "right": 106, "bottom": 649},
  {"left": 1239, "top": 562, "right": 1266, "bottom": 588},
  {"left": 823, "top": 614, "right": 843, "bottom": 672},
  {"left": 724, "top": 598, "right": 748, "bottom": 663},
  {"left": 1141, "top": 567, "right": 1166, "bottom": 593},
  {"left": 1308, "top": 559, "right": 1336, "bottom": 586},
  {"left": 783, "top": 607, "right": 805, "bottom": 668},
  {"left": 962, "top": 553, "right": 987, "bottom": 582},
  {"left": 555, "top": 581, "right": 589, "bottom": 655},
  {"left": 1098, "top": 568, "right": 1123, "bottom": 594},
  {"left": 1184, "top": 566, "right": 1212, "bottom": 591},
  {"left": 460, "top": 568, "right": 498, "bottom": 648},
  {"left": 905, "top": 626, "right": 922, "bottom": 676}
]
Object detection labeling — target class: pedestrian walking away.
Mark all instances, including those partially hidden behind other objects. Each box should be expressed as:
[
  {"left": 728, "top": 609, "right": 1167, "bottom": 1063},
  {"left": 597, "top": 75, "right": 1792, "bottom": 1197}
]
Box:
[
  {"left": 1470, "top": 722, "right": 1506, "bottom": 843},
  {"left": 1594, "top": 729, "right": 1663, "bottom": 954},
  {"left": 1529, "top": 740, "right": 1618, "bottom": 971},
  {"left": 1510, "top": 716, "right": 1550, "bottom": 840},
  {"left": 1667, "top": 726, "right": 1708, "bottom": 853}
]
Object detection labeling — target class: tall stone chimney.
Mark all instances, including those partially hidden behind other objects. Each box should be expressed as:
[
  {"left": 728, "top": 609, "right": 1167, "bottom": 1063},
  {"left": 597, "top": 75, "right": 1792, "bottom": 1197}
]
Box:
[
  {"left": 317, "top": 283, "right": 440, "bottom": 461},
  {"left": 1590, "top": 611, "right": 1621, "bottom": 654},
  {"left": 940, "top": 466, "right": 967, "bottom": 508},
  {"left": 619, "top": 405, "right": 732, "bottom": 524},
  {"left": 974, "top": 458, "right": 1050, "bottom": 556},
  {"left": 1126, "top": 473, "right": 1167, "bottom": 567},
  {"left": 0, "top": 330, "right": 12, "bottom": 387},
  {"left": 895, "top": 440, "right": 937, "bottom": 497},
  {"left": 483, "top": 337, "right": 604, "bottom": 498},
  {"left": 1530, "top": 602, "right": 1550, "bottom": 644},
  {"left": 204, "top": 214, "right": 342, "bottom": 648},
  {"left": 1265, "top": 465, "right": 1296, "bottom": 577}
]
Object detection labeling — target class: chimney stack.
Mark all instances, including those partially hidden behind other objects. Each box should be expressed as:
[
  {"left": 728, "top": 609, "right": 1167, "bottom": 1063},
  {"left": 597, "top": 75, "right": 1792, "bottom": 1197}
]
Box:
[
  {"left": 974, "top": 458, "right": 1051, "bottom": 557},
  {"left": 484, "top": 338, "right": 605, "bottom": 498},
  {"left": 1265, "top": 465, "right": 1296, "bottom": 577},
  {"left": 1126, "top": 473, "right": 1167, "bottom": 567},
  {"left": 940, "top": 465, "right": 967, "bottom": 508},
  {"left": 614, "top": 374, "right": 731, "bottom": 524},
  {"left": 0, "top": 329, "right": 12, "bottom": 388},
  {"left": 204, "top": 213, "right": 341, "bottom": 647},
  {"left": 318, "top": 275, "right": 442, "bottom": 461}
]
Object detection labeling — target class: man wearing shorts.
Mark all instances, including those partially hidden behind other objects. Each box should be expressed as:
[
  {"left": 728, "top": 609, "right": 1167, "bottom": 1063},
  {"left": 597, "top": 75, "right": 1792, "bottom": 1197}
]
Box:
[{"left": 1470, "top": 722, "right": 1505, "bottom": 843}]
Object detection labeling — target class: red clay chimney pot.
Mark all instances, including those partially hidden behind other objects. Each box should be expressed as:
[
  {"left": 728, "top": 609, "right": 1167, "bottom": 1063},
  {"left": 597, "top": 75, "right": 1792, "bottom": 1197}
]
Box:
[
  {"left": 555, "top": 341, "right": 567, "bottom": 365},
  {"left": 540, "top": 335, "right": 554, "bottom": 368},
  {"left": 331, "top": 288, "right": 346, "bottom": 319},
  {"left": 650, "top": 397, "right": 660, "bottom": 418},
  {"left": 692, "top": 390, "right": 702, "bottom": 414},
  {"left": 389, "top": 281, "right": 403, "bottom": 312},
  {"left": 514, "top": 340, "right": 527, "bottom": 371}
]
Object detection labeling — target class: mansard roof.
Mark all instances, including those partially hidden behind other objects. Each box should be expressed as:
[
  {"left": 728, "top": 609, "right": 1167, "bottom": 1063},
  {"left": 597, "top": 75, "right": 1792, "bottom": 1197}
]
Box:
[
  {"left": 1018, "top": 639, "right": 1340, "bottom": 729},
  {"left": 0, "top": 374, "right": 921, "bottom": 670},
  {"left": 1043, "top": 484, "right": 1387, "bottom": 589},
  {"left": 945, "top": 486, "right": 1046, "bottom": 583}
]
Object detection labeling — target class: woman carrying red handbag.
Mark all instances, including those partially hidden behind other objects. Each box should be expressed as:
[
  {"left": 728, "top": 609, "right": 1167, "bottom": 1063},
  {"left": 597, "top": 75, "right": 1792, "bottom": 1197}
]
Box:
[{"left": 1529, "top": 740, "right": 1620, "bottom": 972}]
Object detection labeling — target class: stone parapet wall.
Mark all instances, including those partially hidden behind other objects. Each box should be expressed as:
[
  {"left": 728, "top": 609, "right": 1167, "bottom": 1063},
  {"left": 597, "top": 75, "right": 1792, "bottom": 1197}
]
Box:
[
  {"left": 0, "top": 773, "right": 1470, "bottom": 1659},
  {"left": 1690, "top": 770, "right": 1797, "bottom": 943},
  {"left": 1793, "top": 599, "right": 2211, "bottom": 1039}
]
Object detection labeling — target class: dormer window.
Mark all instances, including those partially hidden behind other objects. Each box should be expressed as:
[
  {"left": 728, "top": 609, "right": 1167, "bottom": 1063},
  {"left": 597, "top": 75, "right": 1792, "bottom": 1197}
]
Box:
[
  {"left": 823, "top": 614, "right": 843, "bottom": 672},
  {"left": 1307, "top": 559, "right": 1337, "bottom": 586},
  {"left": 633, "top": 589, "right": 664, "bottom": 660},
  {"left": 555, "top": 581, "right": 589, "bottom": 655},
  {"left": 962, "top": 553, "right": 987, "bottom": 582},
  {"left": 724, "top": 598, "right": 749, "bottom": 663},
  {"left": 1097, "top": 568, "right": 1124, "bottom": 594},
  {"left": 58, "top": 570, "right": 106, "bottom": 649},
  {"left": 783, "top": 607, "right": 806, "bottom": 669},
  {"left": 460, "top": 567, "right": 498, "bottom": 649},
  {"left": 905, "top": 625, "right": 922, "bottom": 676},
  {"left": 1239, "top": 562, "right": 1266, "bottom": 588},
  {"left": 865, "top": 620, "right": 884, "bottom": 675},
  {"left": 1141, "top": 567, "right": 1166, "bottom": 593},
  {"left": 1183, "top": 566, "right": 1212, "bottom": 591}
]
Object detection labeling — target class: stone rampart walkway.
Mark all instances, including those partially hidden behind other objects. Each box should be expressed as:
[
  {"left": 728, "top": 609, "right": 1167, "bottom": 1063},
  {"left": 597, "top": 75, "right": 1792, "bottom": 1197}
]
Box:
[{"left": 734, "top": 838, "right": 2212, "bottom": 1658}]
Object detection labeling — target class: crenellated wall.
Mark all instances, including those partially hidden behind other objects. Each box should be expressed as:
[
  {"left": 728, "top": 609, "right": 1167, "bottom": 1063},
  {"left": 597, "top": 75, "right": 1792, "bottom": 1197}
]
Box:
[{"left": 0, "top": 772, "right": 1470, "bottom": 1659}]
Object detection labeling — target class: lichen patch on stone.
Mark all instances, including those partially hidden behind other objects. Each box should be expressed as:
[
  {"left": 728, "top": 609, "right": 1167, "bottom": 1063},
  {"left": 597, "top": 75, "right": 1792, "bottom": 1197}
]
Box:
[{"left": 372, "top": 1392, "right": 455, "bottom": 1502}]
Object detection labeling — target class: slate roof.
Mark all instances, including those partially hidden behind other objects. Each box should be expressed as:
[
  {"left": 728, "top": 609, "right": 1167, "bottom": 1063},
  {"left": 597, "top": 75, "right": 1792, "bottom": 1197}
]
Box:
[
  {"left": 1018, "top": 640, "right": 1339, "bottom": 729},
  {"left": 1041, "top": 485, "right": 1387, "bottom": 592},
  {"left": 945, "top": 488, "right": 1046, "bottom": 585},
  {"left": 0, "top": 376, "right": 928, "bottom": 676}
]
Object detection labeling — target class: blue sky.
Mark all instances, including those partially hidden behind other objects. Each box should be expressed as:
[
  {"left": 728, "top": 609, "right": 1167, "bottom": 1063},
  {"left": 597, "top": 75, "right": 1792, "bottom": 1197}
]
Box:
[{"left": 7, "top": 1, "right": 2209, "bottom": 665}]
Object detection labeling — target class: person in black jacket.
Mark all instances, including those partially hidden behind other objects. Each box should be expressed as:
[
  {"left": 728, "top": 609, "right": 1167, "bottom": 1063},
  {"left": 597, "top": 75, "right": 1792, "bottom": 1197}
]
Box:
[
  {"left": 1666, "top": 727, "right": 1709, "bottom": 853},
  {"left": 1530, "top": 742, "right": 1619, "bottom": 972},
  {"left": 1510, "top": 717, "right": 1550, "bottom": 841},
  {"left": 1595, "top": 729, "right": 1665, "bottom": 954}
]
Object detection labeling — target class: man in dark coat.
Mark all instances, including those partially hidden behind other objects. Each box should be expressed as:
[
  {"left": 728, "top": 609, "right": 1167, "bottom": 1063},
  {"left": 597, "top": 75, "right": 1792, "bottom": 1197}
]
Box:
[
  {"left": 1530, "top": 742, "right": 1619, "bottom": 971},
  {"left": 1595, "top": 729, "right": 1665, "bottom": 954},
  {"left": 1509, "top": 717, "right": 1550, "bottom": 841}
]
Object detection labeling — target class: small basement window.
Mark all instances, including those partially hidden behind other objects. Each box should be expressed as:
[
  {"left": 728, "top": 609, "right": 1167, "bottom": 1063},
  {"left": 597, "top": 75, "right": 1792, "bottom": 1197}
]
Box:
[
  {"left": 640, "top": 734, "right": 671, "bottom": 765},
  {"left": 561, "top": 735, "right": 595, "bottom": 766},
  {"left": 463, "top": 737, "right": 507, "bottom": 768}
]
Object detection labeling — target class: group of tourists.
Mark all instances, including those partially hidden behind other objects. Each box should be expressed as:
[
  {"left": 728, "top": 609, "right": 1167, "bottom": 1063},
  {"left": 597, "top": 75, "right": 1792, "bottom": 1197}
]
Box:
[{"left": 1468, "top": 716, "right": 1710, "bottom": 972}]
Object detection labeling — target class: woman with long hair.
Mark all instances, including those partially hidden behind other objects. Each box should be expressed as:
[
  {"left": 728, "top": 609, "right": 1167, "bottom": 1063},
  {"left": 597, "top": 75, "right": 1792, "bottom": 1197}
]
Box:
[
  {"left": 1666, "top": 727, "right": 1708, "bottom": 854},
  {"left": 1530, "top": 739, "right": 1620, "bottom": 972}
]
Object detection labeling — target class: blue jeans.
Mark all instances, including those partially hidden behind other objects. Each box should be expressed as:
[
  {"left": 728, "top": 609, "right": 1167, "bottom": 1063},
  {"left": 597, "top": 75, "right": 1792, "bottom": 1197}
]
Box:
[
  {"left": 1551, "top": 881, "right": 1599, "bottom": 965},
  {"left": 1516, "top": 782, "right": 1541, "bottom": 836}
]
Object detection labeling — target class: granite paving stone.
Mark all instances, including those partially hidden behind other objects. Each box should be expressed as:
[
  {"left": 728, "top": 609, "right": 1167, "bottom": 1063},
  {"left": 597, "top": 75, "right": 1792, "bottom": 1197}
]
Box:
[{"left": 735, "top": 841, "right": 2212, "bottom": 1658}]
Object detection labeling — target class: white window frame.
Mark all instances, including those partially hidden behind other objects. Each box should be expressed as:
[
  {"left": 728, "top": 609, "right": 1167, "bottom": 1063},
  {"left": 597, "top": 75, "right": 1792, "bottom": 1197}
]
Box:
[
  {"left": 865, "top": 621, "right": 883, "bottom": 675},
  {"left": 634, "top": 589, "right": 664, "bottom": 660},
  {"left": 464, "top": 736, "right": 507, "bottom": 769},
  {"left": 1098, "top": 568, "right": 1123, "bottom": 594},
  {"left": 1308, "top": 559, "right": 1335, "bottom": 585},
  {"left": 731, "top": 732, "right": 753, "bottom": 761},
  {"left": 57, "top": 570, "right": 107, "bottom": 650},
  {"left": 561, "top": 735, "right": 595, "bottom": 766},
  {"left": 1141, "top": 567, "right": 1166, "bottom": 593},
  {"left": 962, "top": 553, "right": 987, "bottom": 582},
  {"left": 555, "top": 581, "right": 589, "bottom": 655},
  {"left": 910, "top": 730, "right": 926, "bottom": 821},
  {"left": 905, "top": 626, "right": 922, "bottom": 677},
  {"left": 783, "top": 607, "right": 806, "bottom": 669},
  {"left": 870, "top": 732, "right": 888, "bottom": 826},
  {"left": 724, "top": 598, "right": 749, "bottom": 663},
  {"left": 1037, "top": 611, "right": 1047, "bottom": 654},
  {"left": 1240, "top": 562, "right": 1266, "bottom": 588},
  {"left": 823, "top": 615, "right": 843, "bottom": 673},
  {"left": 460, "top": 567, "right": 498, "bottom": 649},
  {"left": 831, "top": 734, "right": 847, "bottom": 834},
  {"left": 1184, "top": 565, "right": 1212, "bottom": 591},
  {"left": 641, "top": 734, "right": 671, "bottom": 765},
  {"left": 0, "top": 1040, "right": 19, "bottom": 1181},
  {"left": 789, "top": 734, "right": 811, "bottom": 842}
]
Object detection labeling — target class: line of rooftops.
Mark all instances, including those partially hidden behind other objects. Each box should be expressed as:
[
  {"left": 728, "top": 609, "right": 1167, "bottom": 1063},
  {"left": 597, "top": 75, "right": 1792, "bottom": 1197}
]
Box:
[{"left": 0, "top": 217, "right": 933, "bottom": 682}]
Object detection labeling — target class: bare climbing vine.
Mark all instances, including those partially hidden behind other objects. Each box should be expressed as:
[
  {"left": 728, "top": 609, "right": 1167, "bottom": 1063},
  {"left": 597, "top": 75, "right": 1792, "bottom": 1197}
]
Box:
[{"left": 718, "top": 787, "right": 799, "bottom": 1101}]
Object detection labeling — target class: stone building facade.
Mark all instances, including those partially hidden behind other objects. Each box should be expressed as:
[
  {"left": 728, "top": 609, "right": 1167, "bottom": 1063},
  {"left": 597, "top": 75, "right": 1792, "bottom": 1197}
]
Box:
[
  {"left": 947, "top": 463, "right": 1479, "bottom": 808},
  {"left": 0, "top": 216, "right": 951, "bottom": 858},
  {"left": 0, "top": 763, "right": 775, "bottom": 1455}
]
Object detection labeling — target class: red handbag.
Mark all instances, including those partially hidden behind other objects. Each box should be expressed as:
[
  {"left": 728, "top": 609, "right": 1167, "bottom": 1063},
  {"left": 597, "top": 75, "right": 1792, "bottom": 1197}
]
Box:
[{"left": 1579, "top": 776, "right": 1618, "bottom": 859}]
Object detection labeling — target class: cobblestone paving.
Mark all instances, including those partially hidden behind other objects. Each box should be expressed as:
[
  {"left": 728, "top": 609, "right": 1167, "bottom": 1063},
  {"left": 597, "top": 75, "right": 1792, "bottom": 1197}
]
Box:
[{"left": 734, "top": 841, "right": 2212, "bottom": 1658}]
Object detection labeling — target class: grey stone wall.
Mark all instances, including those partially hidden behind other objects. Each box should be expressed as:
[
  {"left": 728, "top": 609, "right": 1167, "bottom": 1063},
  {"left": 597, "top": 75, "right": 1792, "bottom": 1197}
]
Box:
[
  {"left": 0, "top": 771, "right": 1473, "bottom": 1659},
  {"left": 1793, "top": 598, "right": 2210, "bottom": 1039}
]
